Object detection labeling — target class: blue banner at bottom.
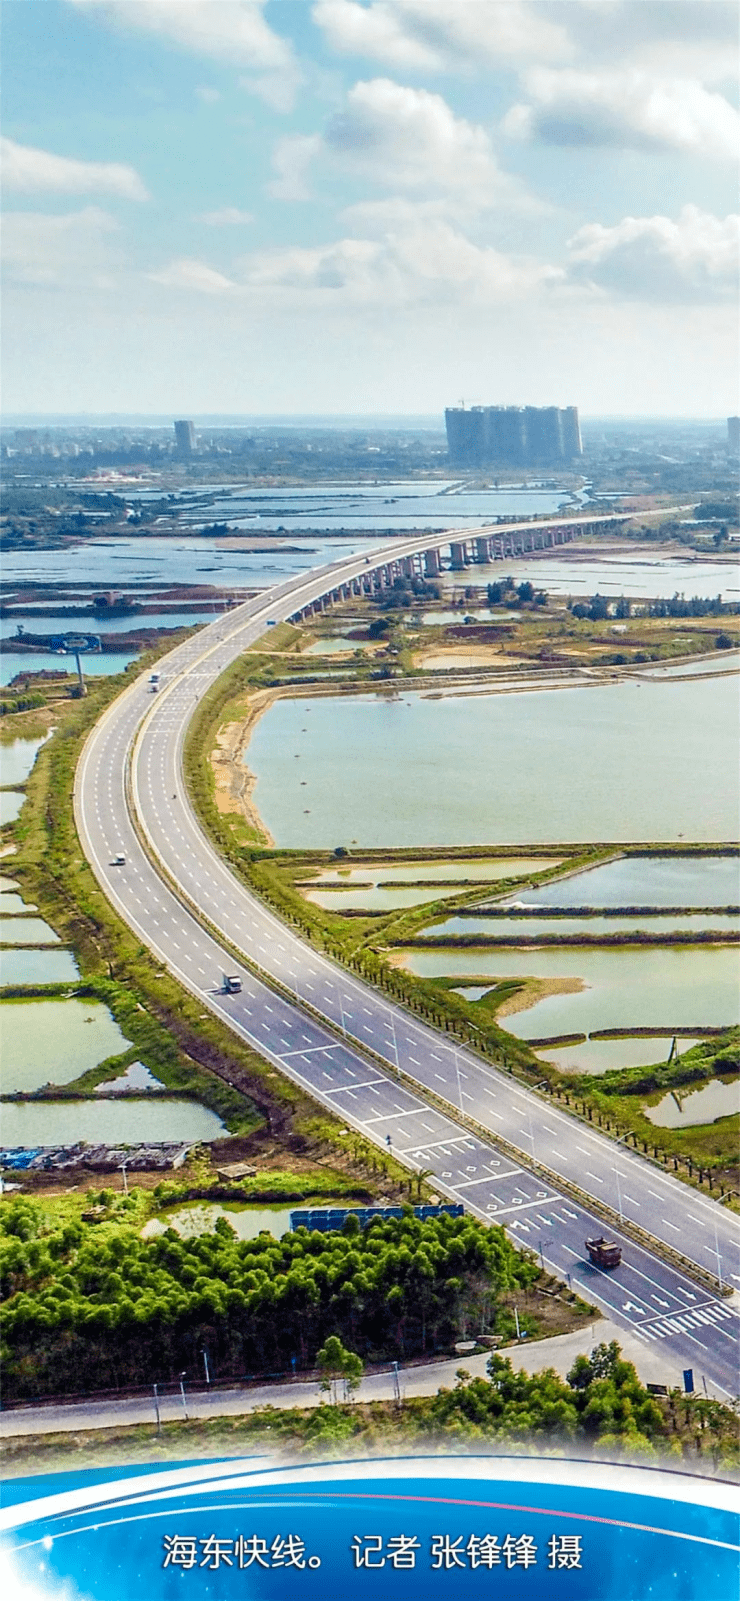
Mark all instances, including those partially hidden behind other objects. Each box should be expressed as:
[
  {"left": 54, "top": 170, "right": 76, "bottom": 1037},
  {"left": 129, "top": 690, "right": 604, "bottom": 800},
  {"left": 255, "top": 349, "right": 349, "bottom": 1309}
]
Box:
[{"left": 2, "top": 1455, "right": 738, "bottom": 1600}]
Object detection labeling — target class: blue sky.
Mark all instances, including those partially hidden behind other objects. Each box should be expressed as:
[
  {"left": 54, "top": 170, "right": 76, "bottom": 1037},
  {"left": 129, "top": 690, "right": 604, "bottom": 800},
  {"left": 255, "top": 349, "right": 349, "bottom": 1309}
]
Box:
[{"left": 2, "top": 0, "right": 738, "bottom": 416}]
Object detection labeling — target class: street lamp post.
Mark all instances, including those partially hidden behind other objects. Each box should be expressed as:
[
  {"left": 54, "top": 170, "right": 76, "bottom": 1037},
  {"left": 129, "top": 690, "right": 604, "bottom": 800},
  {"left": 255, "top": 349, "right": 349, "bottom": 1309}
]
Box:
[
  {"left": 714, "top": 1221, "right": 723, "bottom": 1291},
  {"left": 453, "top": 1045, "right": 464, "bottom": 1115}
]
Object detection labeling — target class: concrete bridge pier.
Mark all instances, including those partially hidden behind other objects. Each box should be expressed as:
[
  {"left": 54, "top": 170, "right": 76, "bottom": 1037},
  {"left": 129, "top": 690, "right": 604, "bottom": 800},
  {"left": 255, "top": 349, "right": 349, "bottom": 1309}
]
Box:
[
  {"left": 475, "top": 536, "right": 491, "bottom": 563},
  {"left": 450, "top": 541, "right": 468, "bottom": 570},
  {"left": 424, "top": 548, "right": 441, "bottom": 576}
]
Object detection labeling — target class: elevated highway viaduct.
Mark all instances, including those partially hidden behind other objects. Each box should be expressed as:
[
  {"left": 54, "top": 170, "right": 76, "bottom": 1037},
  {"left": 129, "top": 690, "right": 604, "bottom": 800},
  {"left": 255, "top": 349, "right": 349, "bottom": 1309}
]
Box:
[{"left": 75, "top": 510, "right": 740, "bottom": 1398}]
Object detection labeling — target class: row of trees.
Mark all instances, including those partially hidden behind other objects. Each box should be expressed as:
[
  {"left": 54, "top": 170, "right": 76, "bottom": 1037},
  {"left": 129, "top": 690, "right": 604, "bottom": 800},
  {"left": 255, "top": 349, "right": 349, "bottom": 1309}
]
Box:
[
  {"left": 569, "top": 593, "right": 738, "bottom": 622},
  {"left": 486, "top": 580, "right": 547, "bottom": 607},
  {"left": 415, "top": 1343, "right": 738, "bottom": 1465},
  {"left": 0, "top": 1202, "right": 537, "bottom": 1400}
]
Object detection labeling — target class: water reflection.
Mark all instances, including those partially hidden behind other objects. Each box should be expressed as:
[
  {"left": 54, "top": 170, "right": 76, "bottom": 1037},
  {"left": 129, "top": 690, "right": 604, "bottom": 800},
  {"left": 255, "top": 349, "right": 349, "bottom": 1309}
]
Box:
[
  {"left": 0, "top": 998, "right": 129, "bottom": 1092},
  {"left": 502, "top": 856, "right": 740, "bottom": 910},
  {"left": 248, "top": 677, "right": 740, "bottom": 846},
  {"left": 0, "top": 917, "right": 60, "bottom": 946},
  {"left": 142, "top": 1201, "right": 294, "bottom": 1242},
  {"left": 539, "top": 1036, "right": 702, "bottom": 1075},
  {"left": 645, "top": 1078, "right": 739, "bottom": 1128},
  {"left": 402, "top": 945, "right": 740, "bottom": 1038},
  {"left": 0, "top": 1098, "right": 226, "bottom": 1145},
  {"left": 0, "top": 949, "right": 79, "bottom": 986}
]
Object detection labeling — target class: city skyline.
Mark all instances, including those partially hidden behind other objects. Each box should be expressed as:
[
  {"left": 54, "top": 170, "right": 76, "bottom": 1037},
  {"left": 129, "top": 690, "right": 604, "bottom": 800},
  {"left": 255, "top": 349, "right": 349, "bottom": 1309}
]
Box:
[{"left": 2, "top": 1, "right": 738, "bottom": 417}]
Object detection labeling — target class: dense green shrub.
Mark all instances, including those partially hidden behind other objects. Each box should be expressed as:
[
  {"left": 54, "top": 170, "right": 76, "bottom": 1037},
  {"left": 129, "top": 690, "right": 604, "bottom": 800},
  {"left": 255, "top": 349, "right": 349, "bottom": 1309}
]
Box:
[{"left": 0, "top": 1204, "right": 536, "bottom": 1399}]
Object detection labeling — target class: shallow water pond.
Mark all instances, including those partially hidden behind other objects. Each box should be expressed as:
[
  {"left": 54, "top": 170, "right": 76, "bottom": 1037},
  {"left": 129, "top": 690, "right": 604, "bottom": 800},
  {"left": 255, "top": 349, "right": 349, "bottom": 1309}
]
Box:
[
  {"left": 0, "top": 1098, "right": 226, "bottom": 1146},
  {"left": 0, "top": 998, "right": 130, "bottom": 1093},
  {"left": 401, "top": 945, "right": 740, "bottom": 1039},
  {"left": 0, "top": 949, "right": 80, "bottom": 986},
  {"left": 249, "top": 676, "right": 739, "bottom": 847},
  {"left": 305, "top": 884, "right": 466, "bottom": 911},
  {"left": 302, "top": 858, "right": 561, "bottom": 887},
  {"left": 142, "top": 1201, "right": 294, "bottom": 1242},
  {"left": 503, "top": 856, "right": 740, "bottom": 910},
  {"left": 539, "top": 1036, "right": 702, "bottom": 1075},
  {"left": 303, "top": 636, "right": 370, "bottom": 656},
  {"left": 644, "top": 1078, "right": 739, "bottom": 1128},
  {"left": 1, "top": 893, "right": 38, "bottom": 915},
  {"left": 0, "top": 794, "right": 25, "bottom": 826},
  {"left": 427, "top": 912, "right": 740, "bottom": 939},
  {"left": 0, "top": 736, "right": 48, "bottom": 788},
  {"left": 439, "top": 554, "right": 739, "bottom": 602},
  {"left": 0, "top": 650, "right": 137, "bottom": 688},
  {"left": 641, "top": 651, "right": 740, "bottom": 678},
  {"left": 0, "top": 917, "right": 60, "bottom": 946}
]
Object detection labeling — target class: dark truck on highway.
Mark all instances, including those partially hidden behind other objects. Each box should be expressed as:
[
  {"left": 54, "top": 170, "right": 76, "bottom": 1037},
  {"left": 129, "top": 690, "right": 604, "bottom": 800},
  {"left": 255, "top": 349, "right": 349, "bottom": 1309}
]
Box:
[{"left": 585, "top": 1236, "right": 622, "bottom": 1269}]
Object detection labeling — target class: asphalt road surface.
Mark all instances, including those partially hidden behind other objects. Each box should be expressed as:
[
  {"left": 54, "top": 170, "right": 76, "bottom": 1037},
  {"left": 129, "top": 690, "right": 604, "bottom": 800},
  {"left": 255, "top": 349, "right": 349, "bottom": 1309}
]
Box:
[
  {"left": 73, "top": 523, "right": 740, "bottom": 1401},
  {"left": 0, "top": 1317, "right": 698, "bottom": 1439}
]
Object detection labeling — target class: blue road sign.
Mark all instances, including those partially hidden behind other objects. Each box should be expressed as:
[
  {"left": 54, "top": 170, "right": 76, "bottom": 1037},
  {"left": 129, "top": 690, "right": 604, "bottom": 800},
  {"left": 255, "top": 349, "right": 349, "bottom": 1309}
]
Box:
[{"left": 50, "top": 633, "right": 101, "bottom": 653}]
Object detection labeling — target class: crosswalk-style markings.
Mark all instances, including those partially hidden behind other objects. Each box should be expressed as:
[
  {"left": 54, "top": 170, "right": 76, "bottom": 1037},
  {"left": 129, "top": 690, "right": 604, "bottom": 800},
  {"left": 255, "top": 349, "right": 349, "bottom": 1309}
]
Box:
[{"left": 639, "top": 1302, "right": 737, "bottom": 1340}]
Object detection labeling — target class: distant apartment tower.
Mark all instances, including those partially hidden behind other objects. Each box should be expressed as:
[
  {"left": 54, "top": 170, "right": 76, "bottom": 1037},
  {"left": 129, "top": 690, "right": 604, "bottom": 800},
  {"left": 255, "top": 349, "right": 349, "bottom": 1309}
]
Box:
[
  {"left": 174, "top": 419, "right": 196, "bottom": 455},
  {"left": 727, "top": 416, "right": 740, "bottom": 453},
  {"left": 445, "top": 405, "right": 582, "bottom": 467}
]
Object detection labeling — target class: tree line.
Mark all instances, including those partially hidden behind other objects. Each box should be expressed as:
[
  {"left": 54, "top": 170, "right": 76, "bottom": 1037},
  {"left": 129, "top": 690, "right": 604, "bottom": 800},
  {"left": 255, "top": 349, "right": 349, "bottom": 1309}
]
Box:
[{"left": 0, "top": 1202, "right": 537, "bottom": 1400}]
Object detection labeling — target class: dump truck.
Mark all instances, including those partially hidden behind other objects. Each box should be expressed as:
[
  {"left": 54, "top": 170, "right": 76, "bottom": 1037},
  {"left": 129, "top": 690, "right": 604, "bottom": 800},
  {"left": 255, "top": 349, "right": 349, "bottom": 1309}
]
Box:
[{"left": 585, "top": 1236, "right": 622, "bottom": 1269}]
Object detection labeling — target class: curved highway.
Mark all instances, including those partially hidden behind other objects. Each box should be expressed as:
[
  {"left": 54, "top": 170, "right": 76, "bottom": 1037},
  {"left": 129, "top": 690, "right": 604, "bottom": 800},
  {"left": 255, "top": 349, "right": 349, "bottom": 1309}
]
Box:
[{"left": 75, "top": 519, "right": 740, "bottom": 1399}]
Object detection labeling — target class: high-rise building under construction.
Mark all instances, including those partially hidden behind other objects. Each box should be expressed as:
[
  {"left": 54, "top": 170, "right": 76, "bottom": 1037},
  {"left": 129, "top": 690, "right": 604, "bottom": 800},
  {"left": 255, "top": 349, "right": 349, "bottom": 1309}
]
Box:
[{"left": 445, "top": 405, "right": 582, "bottom": 466}]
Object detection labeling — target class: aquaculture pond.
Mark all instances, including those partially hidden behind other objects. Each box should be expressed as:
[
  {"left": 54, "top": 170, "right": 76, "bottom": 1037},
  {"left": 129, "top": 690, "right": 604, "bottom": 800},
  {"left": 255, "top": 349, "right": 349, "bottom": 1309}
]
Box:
[
  {"left": 0, "top": 649, "right": 137, "bottom": 687},
  {"left": 644, "top": 1079, "right": 739, "bottom": 1129},
  {"left": 1, "top": 892, "right": 37, "bottom": 914},
  {"left": 0, "top": 794, "right": 25, "bottom": 826},
  {"left": 0, "top": 949, "right": 80, "bottom": 986},
  {"left": 248, "top": 676, "right": 740, "bottom": 847},
  {"left": 0, "top": 917, "right": 60, "bottom": 946},
  {"left": 502, "top": 855, "right": 740, "bottom": 910},
  {"left": 305, "top": 884, "right": 467, "bottom": 911},
  {"left": 640, "top": 651, "right": 740, "bottom": 677},
  {"left": 302, "top": 636, "right": 371, "bottom": 656},
  {"left": 0, "top": 736, "right": 49, "bottom": 788},
  {"left": 0, "top": 998, "right": 130, "bottom": 1093},
  {"left": 302, "top": 858, "right": 562, "bottom": 887},
  {"left": 439, "top": 553, "right": 739, "bottom": 602},
  {"left": 425, "top": 913, "right": 740, "bottom": 939},
  {"left": 142, "top": 1202, "right": 295, "bottom": 1243},
  {"left": 0, "top": 1099, "right": 227, "bottom": 1146},
  {"left": 538, "top": 1036, "right": 702, "bottom": 1075},
  {"left": 401, "top": 945, "right": 740, "bottom": 1040}
]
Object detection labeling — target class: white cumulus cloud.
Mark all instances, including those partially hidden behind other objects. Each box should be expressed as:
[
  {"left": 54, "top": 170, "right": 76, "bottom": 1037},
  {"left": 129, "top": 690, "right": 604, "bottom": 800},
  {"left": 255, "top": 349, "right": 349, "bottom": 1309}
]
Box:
[
  {"left": 2, "top": 208, "right": 123, "bottom": 289},
  {"left": 243, "top": 215, "right": 559, "bottom": 304},
  {"left": 312, "top": 0, "right": 569, "bottom": 71},
  {"left": 323, "top": 78, "right": 523, "bottom": 207},
  {"left": 504, "top": 68, "right": 740, "bottom": 162},
  {"left": 148, "top": 257, "right": 236, "bottom": 293},
  {"left": 566, "top": 205, "right": 740, "bottom": 301},
  {"left": 269, "top": 135, "right": 324, "bottom": 201},
  {"left": 551, "top": 1, "right": 739, "bottom": 84},
  {"left": 198, "top": 206, "right": 254, "bottom": 225},
  {"left": 1, "top": 136, "right": 148, "bottom": 199},
  {"left": 67, "top": 0, "right": 300, "bottom": 107}
]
